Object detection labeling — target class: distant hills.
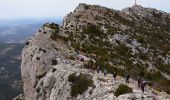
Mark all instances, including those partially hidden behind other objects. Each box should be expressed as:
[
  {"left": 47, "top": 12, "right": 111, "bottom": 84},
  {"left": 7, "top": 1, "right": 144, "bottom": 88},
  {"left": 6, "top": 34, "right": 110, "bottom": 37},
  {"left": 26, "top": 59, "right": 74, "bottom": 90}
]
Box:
[
  {"left": 0, "top": 42, "right": 23, "bottom": 100},
  {"left": 0, "top": 18, "right": 63, "bottom": 43}
]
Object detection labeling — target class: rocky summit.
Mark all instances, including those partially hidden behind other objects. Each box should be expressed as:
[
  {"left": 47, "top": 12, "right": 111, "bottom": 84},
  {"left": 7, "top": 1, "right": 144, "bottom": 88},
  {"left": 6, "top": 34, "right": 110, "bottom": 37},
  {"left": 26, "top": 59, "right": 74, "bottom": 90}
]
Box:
[{"left": 18, "top": 3, "right": 170, "bottom": 100}]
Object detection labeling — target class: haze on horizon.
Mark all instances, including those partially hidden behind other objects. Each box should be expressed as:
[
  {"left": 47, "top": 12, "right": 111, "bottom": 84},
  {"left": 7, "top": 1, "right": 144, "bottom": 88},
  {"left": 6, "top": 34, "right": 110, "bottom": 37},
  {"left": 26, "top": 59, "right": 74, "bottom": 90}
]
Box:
[{"left": 0, "top": 0, "right": 170, "bottom": 20}]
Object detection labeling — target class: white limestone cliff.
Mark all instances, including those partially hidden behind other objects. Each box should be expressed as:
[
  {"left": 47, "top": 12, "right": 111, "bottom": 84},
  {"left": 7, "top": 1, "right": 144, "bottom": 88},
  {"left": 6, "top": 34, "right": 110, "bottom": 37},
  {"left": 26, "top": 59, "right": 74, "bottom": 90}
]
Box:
[{"left": 20, "top": 3, "right": 170, "bottom": 100}]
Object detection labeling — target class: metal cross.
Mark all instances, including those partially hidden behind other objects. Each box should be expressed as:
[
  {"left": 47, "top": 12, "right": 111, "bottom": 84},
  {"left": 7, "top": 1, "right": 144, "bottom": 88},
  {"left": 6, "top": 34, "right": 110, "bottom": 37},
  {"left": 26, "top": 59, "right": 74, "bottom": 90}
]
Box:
[{"left": 135, "top": 0, "right": 137, "bottom": 5}]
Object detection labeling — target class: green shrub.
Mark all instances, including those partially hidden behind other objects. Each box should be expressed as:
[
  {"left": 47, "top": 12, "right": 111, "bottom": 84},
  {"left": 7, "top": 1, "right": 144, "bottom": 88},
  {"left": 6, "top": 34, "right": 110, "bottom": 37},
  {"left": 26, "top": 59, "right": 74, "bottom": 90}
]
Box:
[
  {"left": 84, "top": 5, "right": 89, "bottom": 9},
  {"left": 114, "top": 84, "right": 133, "bottom": 97},
  {"left": 137, "top": 36, "right": 145, "bottom": 44},
  {"left": 36, "top": 57, "right": 40, "bottom": 60},
  {"left": 49, "top": 23, "right": 59, "bottom": 31},
  {"left": 83, "top": 24, "right": 103, "bottom": 37},
  {"left": 69, "top": 55, "right": 76, "bottom": 60},
  {"left": 68, "top": 73, "right": 93, "bottom": 97},
  {"left": 42, "top": 49, "right": 46, "bottom": 53},
  {"left": 49, "top": 23, "right": 59, "bottom": 40},
  {"left": 51, "top": 59, "right": 58, "bottom": 65},
  {"left": 95, "top": 60, "right": 124, "bottom": 76},
  {"left": 116, "top": 43, "right": 131, "bottom": 56},
  {"left": 25, "top": 41, "right": 30, "bottom": 45}
]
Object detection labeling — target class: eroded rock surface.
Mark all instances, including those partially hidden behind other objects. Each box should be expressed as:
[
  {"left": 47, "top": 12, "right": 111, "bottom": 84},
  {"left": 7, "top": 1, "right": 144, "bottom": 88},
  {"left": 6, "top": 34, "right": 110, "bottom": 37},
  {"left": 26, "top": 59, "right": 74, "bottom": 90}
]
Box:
[{"left": 21, "top": 3, "right": 170, "bottom": 100}]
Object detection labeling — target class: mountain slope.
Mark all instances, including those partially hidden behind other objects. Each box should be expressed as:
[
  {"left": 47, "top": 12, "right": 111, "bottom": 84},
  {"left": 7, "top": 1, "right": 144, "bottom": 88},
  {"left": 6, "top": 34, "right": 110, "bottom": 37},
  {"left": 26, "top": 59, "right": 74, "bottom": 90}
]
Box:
[
  {"left": 63, "top": 3, "right": 170, "bottom": 91},
  {"left": 20, "top": 3, "right": 170, "bottom": 100}
]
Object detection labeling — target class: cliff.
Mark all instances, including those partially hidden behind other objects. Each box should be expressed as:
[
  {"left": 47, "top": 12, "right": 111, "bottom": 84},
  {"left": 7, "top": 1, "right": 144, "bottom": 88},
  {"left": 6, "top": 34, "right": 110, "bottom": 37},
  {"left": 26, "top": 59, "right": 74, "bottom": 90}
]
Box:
[{"left": 19, "top": 3, "right": 170, "bottom": 100}]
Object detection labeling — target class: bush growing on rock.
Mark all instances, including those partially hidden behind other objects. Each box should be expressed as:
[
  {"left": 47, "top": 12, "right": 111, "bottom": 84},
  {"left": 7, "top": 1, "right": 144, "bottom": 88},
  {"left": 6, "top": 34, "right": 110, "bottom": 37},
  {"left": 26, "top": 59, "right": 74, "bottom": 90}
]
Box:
[
  {"left": 68, "top": 73, "right": 93, "bottom": 97},
  {"left": 43, "top": 31, "right": 47, "bottom": 34},
  {"left": 49, "top": 23, "right": 59, "bottom": 31},
  {"left": 42, "top": 49, "right": 46, "bottom": 53},
  {"left": 25, "top": 41, "right": 30, "bottom": 45},
  {"left": 51, "top": 59, "right": 58, "bottom": 65},
  {"left": 95, "top": 60, "right": 124, "bottom": 76},
  {"left": 69, "top": 55, "right": 76, "bottom": 60},
  {"left": 36, "top": 57, "right": 40, "bottom": 60},
  {"left": 114, "top": 84, "right": 133, "bottom": 97},
  {"left": 49, "top": 23, "right": 59, "bottom": 40}
]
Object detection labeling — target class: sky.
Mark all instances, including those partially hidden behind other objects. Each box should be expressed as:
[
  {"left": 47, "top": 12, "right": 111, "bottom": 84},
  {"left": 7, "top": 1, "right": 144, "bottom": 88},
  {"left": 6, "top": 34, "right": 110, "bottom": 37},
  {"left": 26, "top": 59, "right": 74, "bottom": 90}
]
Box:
[{"left": 0, "top": 0, "right": 170, "bottom": 20}]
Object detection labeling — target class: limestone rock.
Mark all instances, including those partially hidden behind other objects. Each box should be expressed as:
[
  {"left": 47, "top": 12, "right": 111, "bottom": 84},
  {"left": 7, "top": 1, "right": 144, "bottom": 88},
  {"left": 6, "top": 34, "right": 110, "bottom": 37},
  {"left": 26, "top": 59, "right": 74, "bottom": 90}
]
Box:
[{"left": 21, "top": 3, "right": 170, "bottom": 100}]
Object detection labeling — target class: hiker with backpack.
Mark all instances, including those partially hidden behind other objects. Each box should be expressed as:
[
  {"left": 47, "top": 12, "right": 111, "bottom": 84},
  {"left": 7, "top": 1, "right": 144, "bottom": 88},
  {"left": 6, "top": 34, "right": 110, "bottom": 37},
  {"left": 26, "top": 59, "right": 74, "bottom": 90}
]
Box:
[
  {"left": 104, "top": 69, "right": 107, "bottom": 77},
  {"left": 97, "top": 66, "right": 100, "bottom": 74},
  {"left": 113, "top": 72, "right": 117, "bottom": 80},
  {"left": 125, "top": 74, "right": 130, "bottom": 83},
  {"left": 141, "top": 80, "right": 147, "bottom": 93},
  {"left": 137, "top": 77, "right": 142, "bottom": 88}
]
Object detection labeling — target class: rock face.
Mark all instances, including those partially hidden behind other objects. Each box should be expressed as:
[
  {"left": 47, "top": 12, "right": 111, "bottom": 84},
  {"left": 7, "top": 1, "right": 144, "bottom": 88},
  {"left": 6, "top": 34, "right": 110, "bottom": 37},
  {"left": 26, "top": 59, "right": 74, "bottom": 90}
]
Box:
[{"left": 21, "top": 4, "right": 170, "bottom": 100}]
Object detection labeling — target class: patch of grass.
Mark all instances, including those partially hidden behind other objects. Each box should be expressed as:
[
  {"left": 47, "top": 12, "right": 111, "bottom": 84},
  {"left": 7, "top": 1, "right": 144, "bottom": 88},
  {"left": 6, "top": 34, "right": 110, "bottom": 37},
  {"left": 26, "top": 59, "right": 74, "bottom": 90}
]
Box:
[
  {"left": 114, "top": 84, "right": 133, "bottom": 97},
  {"left": 68, "top": 73, "right": 93, "bottom": 97}
]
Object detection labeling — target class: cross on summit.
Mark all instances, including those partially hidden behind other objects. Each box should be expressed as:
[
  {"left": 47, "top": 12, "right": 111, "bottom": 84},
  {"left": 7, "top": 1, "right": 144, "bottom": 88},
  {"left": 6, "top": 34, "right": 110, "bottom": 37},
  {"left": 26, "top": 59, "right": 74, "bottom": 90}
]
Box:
[{"left": 135, "top": 0, "right": 137, "bottom": 5}]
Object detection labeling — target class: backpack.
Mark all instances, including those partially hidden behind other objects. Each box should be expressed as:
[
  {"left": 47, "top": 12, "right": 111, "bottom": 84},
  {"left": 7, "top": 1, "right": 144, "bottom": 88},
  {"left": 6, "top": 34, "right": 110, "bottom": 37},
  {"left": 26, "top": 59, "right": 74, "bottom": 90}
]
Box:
[{"left": 142, "top": 81, "right": 147, "bottom": 85}]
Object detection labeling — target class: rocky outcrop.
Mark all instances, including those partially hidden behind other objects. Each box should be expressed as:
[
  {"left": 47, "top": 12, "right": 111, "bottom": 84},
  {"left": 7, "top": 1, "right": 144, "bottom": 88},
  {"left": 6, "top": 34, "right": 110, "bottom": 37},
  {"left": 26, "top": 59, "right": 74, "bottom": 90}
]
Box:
[
  {"left": 13, "top": 94, "right": 25, "bottom": 100},
  {"left": 21, "top": 3, "right": 170, "bottom": 100}
]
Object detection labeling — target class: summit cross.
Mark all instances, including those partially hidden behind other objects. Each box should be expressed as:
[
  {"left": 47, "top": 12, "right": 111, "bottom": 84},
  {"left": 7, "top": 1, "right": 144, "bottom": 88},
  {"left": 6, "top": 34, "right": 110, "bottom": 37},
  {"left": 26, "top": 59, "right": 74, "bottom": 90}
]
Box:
[{"left": 135, "top": 0, "right": 137, "bottom": 5}]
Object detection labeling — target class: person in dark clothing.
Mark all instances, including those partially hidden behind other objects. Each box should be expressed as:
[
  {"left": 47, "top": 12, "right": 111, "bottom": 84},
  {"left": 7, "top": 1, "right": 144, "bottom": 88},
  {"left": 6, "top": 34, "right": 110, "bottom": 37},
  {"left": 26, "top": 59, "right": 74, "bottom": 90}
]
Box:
[
  {"left": 137, "top": 77, "right": 142, "bottom": 88},
  {"left": 97, "top": 66, "right": 100, "bottom": 74},
  {"left": 141, "top": 81, "right": 147, "bottom": 93},
  {"left": 125, "top": 74, "right": 130, "bottom": 83},
  {"left": 141, "top": 83, "right": 145, "bottom": 93},
  {"left": 104, "top": 69, "right": 107, "bottom": 77},
  {"left": 76, "top": 50, "right": 80, "bottom": 55},
  {"left": 113, "top": 72, "right": 117, "bottom": 80}
]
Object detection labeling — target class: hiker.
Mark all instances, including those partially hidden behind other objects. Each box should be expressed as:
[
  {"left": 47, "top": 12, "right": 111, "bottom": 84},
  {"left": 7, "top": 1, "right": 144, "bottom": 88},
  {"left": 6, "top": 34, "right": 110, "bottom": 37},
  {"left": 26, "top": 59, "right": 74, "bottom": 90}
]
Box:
[
  {"left": 137, "top": 77, "right": 142, "bottom": 88},
  {"left": 113, "top": 72, "right": 117, "bottom": 80},
  {"left": 97, "top": 66, "right": 100, "bottom": 74},
  {"left": 104, "top": 69, "right": 107, "bottom": 77},
  {"left": 141, "top": 80, "right": 147, "bottom": 93},
  {"left": 76, "top": 50, "right": 80, "bottom": 55},
  {"left": 125, "top": 74, "right": 130, "bottom": 83}
]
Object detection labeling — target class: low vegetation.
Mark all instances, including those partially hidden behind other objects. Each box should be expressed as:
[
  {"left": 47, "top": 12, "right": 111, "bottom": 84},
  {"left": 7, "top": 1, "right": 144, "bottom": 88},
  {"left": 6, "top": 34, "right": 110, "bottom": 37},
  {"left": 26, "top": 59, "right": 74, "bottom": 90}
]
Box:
[
  {"left": 51, "top": 59, "right": 58, "bottom": 65},
  {"left": 43, "top": 23, "right": 60, "bottom": 40},
  {"left": 25, "top": 41, "right": 30, "bottom": 45},
  {"left": 68, "top": 73, "right": 94, "bottom": 97},
  {"left": 114, "top": 84, "right": 133, "bottom": 97},
  {"left": 144, "top": 71, "right": 170, "bottom": 94}
]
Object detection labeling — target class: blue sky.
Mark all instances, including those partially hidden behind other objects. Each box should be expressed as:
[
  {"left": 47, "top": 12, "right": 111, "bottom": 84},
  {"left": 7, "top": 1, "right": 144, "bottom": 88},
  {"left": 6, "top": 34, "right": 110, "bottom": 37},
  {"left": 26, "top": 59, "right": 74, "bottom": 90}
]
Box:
[{"left": 0, "top": 0, "right": 170, "bottom": 19}]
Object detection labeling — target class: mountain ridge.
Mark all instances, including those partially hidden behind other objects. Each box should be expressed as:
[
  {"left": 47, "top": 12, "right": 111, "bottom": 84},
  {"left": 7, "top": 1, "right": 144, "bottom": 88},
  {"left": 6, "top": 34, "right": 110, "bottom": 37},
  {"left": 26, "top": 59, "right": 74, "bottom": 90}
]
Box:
[{"left": 18, "top": 3, "right": 170, "bottom": 100}]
